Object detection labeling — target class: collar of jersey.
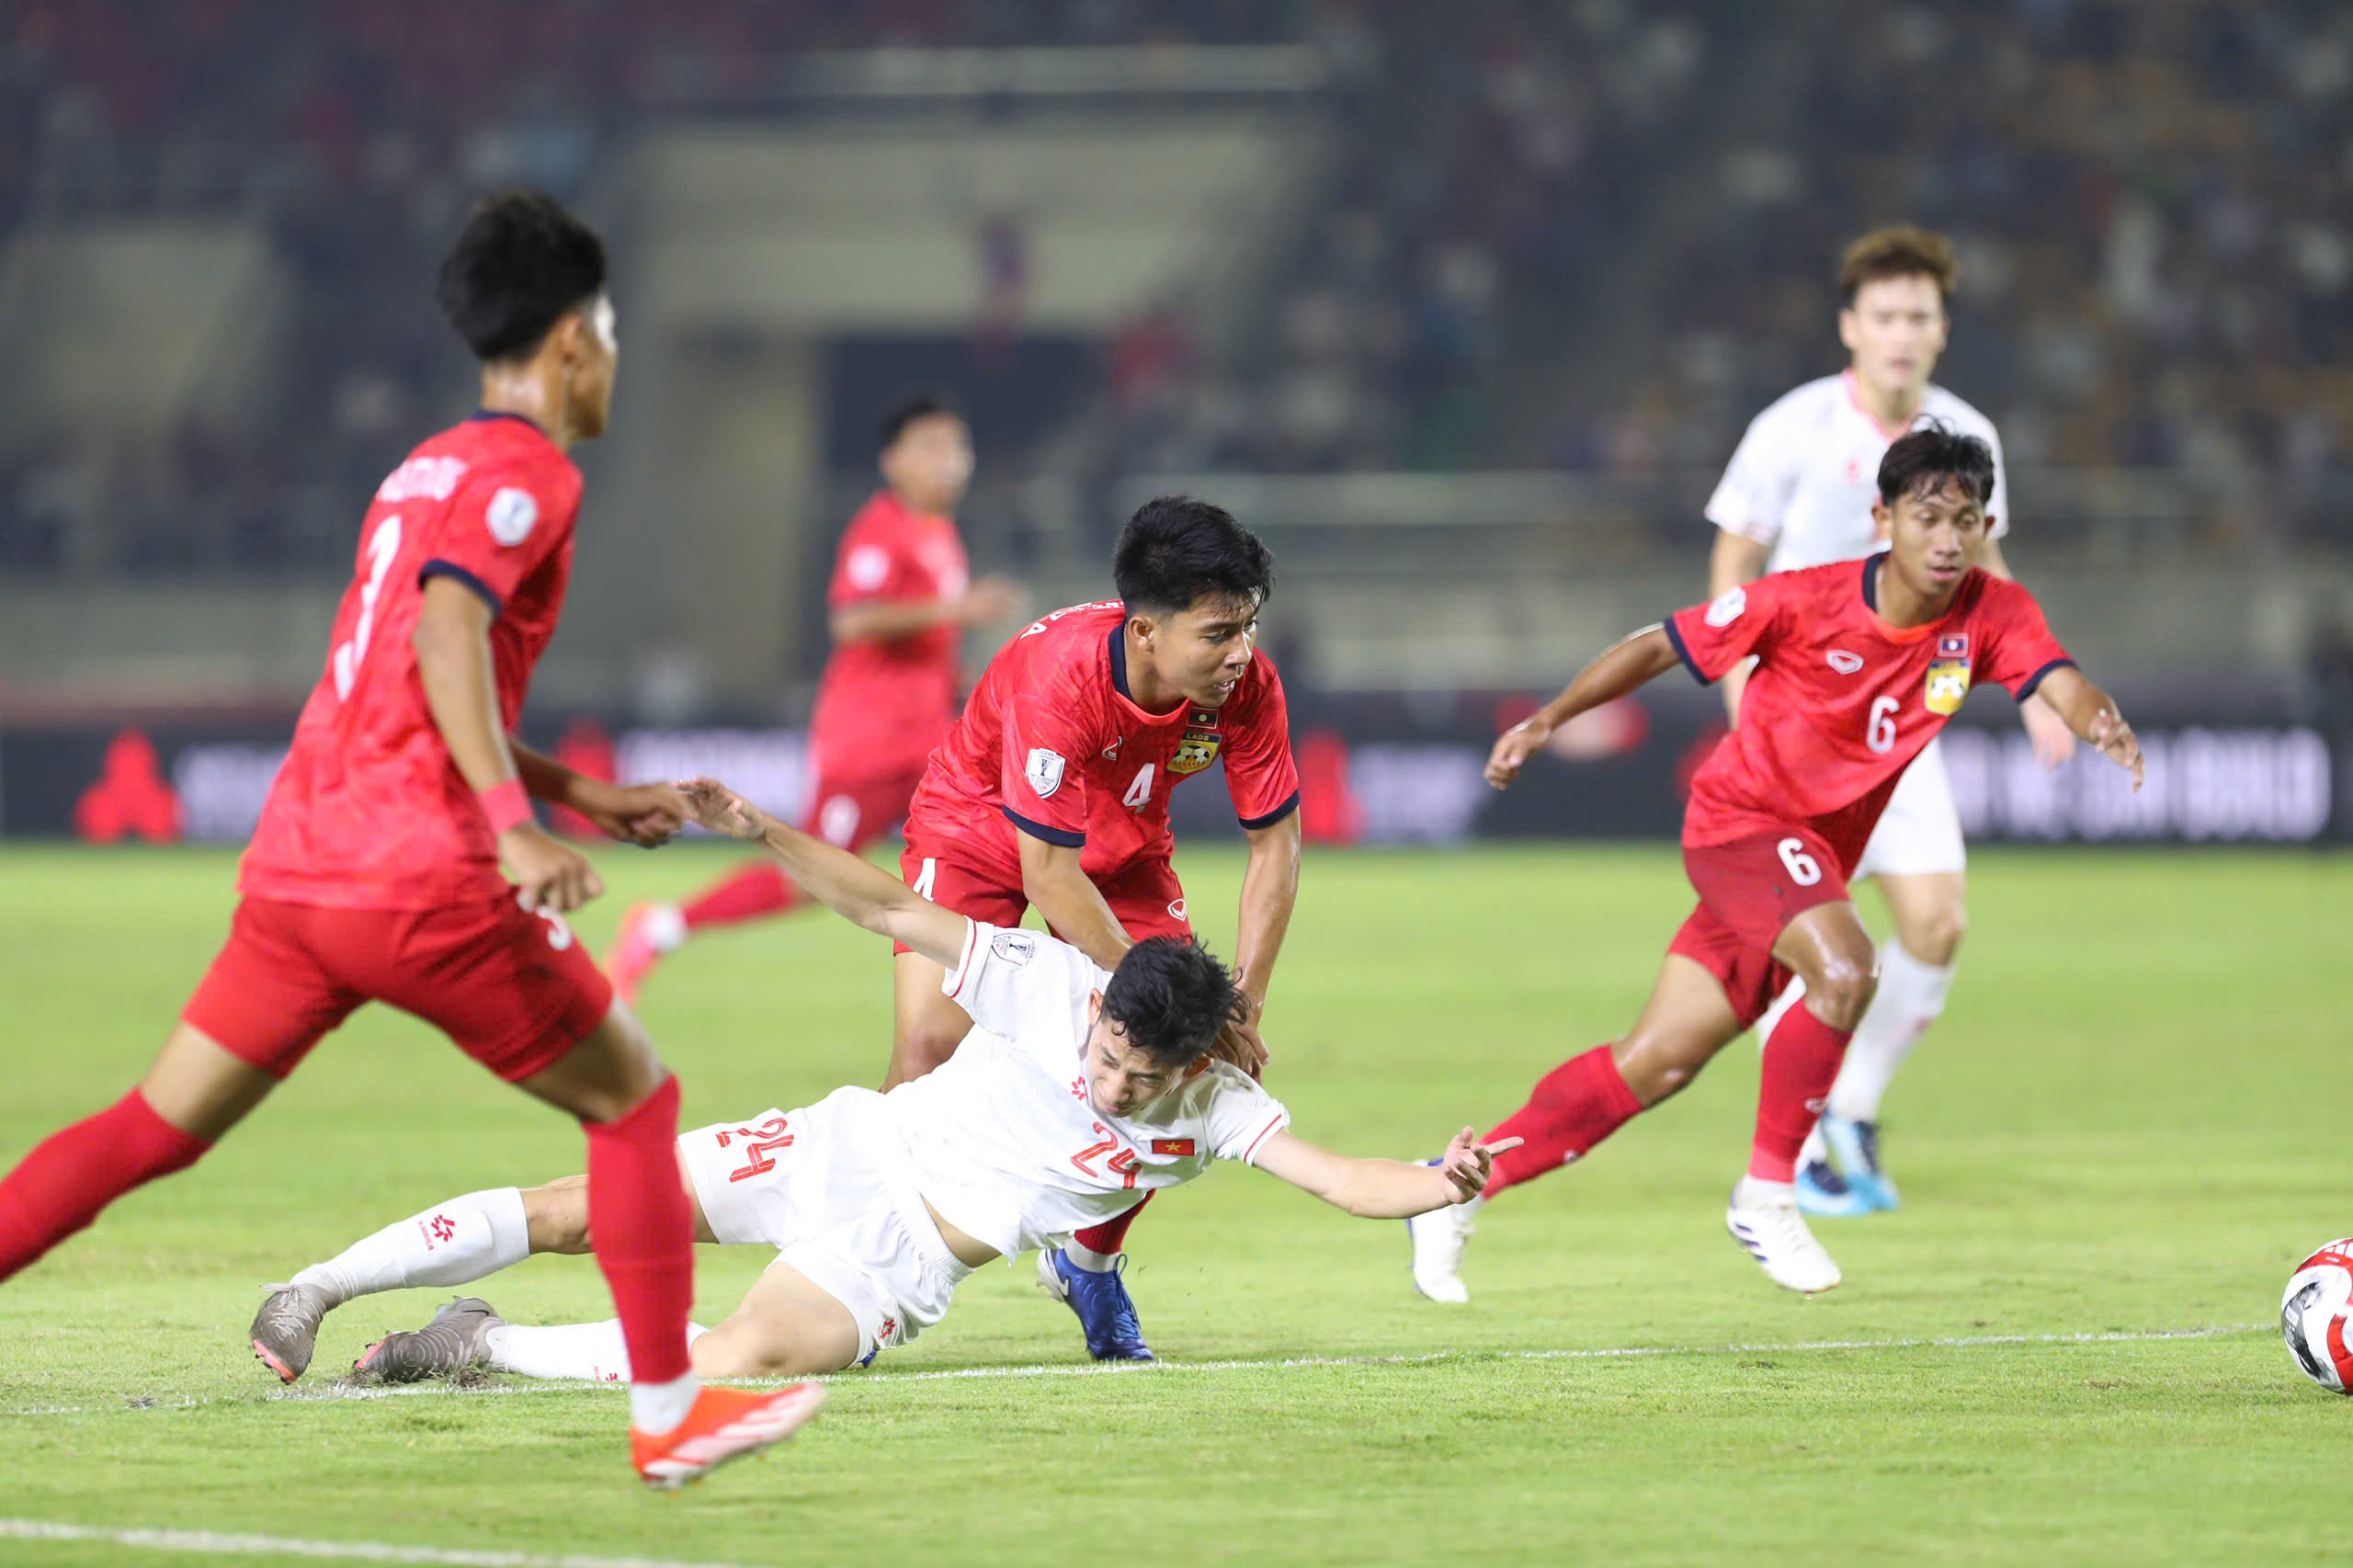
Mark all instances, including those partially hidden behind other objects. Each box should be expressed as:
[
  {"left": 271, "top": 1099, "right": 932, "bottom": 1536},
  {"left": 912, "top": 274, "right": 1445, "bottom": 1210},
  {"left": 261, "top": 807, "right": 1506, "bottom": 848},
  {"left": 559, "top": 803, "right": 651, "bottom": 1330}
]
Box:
[
  {"left": 1859, "top": 554, "right": 1970, "bottom": 644},
  {"left": 467, "top": 408, "right": 550, "bottom": 437},
  {"left": 1105, "top": 622, "right": 1196, "bottom": 724}
]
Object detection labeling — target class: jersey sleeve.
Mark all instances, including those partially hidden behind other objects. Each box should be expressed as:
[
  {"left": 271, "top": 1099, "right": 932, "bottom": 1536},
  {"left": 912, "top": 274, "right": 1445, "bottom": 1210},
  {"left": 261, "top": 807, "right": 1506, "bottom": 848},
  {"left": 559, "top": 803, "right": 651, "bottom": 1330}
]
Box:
[
  {"left": 941, "top": 921, "right": 1103, "bottom": 1046},
  {"left": 1702, "top": 406, "right": 1797, "bottom": 546},
  {"left": 1201, "top": 1066, "right": 1291, "bottom": 1165},
  {"left": 998, "top": 684, "right": 1097, "bottom": 846},
  {"left": 1975, "top": 579, "right": 2075, "bottom": 699},
  {"left": 1224, "top": 656, "right": 1301, "bottom": 828},
  {"left": 417, "top": 464, "right": 576, "bottom": 616},
  {"left": 1663, "top": 573, "right": 1792, "bottom": 686},
  {"left": 1984, "top": 421, "right": 2011, "bottom": 541},
  {"left": 826, "top": 513, "right": 921, "bottom": 609}
]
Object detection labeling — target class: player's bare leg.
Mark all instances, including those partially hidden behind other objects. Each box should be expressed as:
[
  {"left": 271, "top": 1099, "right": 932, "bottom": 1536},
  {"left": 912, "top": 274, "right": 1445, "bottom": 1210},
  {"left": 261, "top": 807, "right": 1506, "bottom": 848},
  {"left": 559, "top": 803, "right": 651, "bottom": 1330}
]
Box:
[
  {"left": 1412, "top": 957, "right": 1742, "bottom": 1302},
  {"left": 888, "top": 950, "right": 973, "bottom": 1088},
  {"left": 1, "top": 1022, "right": 263, "bottom": 1287},
  {"left": 1724, "top": 902, "right": 1880, "bottom": 1294},
  {"left": 688, "top": 1257, "right": 864, "bottom": 1378}
]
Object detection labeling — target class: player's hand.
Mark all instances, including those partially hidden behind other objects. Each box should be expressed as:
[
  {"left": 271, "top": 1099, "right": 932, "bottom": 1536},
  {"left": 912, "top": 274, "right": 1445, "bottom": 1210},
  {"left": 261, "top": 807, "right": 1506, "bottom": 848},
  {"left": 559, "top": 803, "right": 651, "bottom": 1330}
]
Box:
[
  {"left": 1211, "top": 1000, "right": 1271, "bottom": 1079},
  {"left": 2022, "top": 694, "right": 2077, "bottom": 770},
  {"left": 960, "top": 575, "right": 1026, "bottom": 627},
  {"left": 1484, "top": 719, "right": 1552, "bottom": 790},
  {"left": 500, "top": 824, "right": 604, "bottom": 914},
  {"left": 574, "top": 779, "right": 691, "bottom": 847},
  {"left": 676, "top": 777, "right": 767, "bottom": 841},
  {"left": 1435, "top": 1127, "right": 1522, "bottom": 1203},
  {"left": 2088, "top": 707, "right": 2143, "bottom": 791}
]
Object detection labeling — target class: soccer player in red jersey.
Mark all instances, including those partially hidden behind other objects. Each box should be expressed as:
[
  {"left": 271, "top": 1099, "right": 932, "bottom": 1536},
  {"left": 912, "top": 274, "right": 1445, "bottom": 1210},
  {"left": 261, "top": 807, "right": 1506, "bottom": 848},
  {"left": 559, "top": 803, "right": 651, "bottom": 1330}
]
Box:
[
  {"left": 1407, "top": 426, "right": 2144, "bottom": 1301},
  {"left": 602, "top": 389, "right": 1023, "bottom": 1004},
  {"left": 0, "top": 191, "right": 822, "bottom": 1489},
  {"left": 895, "top": 495, "right": 1302, "bottom": 1359}
]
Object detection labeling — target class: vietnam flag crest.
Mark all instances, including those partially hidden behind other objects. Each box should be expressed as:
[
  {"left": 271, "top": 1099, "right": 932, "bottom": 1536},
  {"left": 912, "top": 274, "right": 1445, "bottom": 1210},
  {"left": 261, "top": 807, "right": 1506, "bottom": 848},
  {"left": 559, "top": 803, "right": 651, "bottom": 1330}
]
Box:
[{"left": 1151, "top": 1138, "right": 1197, "bottom": 1157}]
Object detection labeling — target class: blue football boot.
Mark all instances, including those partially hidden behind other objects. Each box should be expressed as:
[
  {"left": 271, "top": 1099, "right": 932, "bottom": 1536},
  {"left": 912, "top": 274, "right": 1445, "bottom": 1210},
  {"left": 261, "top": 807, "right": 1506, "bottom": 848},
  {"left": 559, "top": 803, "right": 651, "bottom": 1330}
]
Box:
[
  {"left": 1794, "top": 1155, "right": 1876, "bottom": 1217},
  {"left": 1038, "top": 1247, "right": 1154, "bottom": 1361},
  {"left": 1819, "top": 1113, "right": 1899, "bottom": 1211}
]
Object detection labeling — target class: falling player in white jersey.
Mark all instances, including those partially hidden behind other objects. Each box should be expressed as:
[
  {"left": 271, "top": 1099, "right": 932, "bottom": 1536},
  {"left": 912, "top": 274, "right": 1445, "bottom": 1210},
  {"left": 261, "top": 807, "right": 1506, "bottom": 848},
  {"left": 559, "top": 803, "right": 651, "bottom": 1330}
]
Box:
[
  {"left": 249, "top": 778, "right": 1511, "bottom": 1391},
  {"left": 1701, "top": 226, "right": 2076, "bottom": 1216}
]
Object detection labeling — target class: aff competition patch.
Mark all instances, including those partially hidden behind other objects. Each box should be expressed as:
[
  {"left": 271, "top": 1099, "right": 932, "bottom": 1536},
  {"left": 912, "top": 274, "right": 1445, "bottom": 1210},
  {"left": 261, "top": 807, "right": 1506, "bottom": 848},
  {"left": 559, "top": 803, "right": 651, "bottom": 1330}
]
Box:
[
  {"left": 1925, "top": 631, "right": 1972, "bottom": 716},
  {"left": 1169, "top": 708, "right": 1222, "bottom": 776}
]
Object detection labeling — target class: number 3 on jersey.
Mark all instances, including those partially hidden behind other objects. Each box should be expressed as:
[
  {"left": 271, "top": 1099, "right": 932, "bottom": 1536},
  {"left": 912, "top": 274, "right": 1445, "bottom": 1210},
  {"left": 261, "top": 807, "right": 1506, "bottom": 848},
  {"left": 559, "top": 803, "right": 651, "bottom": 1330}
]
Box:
[{"left": 332, "top": 516, "right": 404, "bottom": 700}]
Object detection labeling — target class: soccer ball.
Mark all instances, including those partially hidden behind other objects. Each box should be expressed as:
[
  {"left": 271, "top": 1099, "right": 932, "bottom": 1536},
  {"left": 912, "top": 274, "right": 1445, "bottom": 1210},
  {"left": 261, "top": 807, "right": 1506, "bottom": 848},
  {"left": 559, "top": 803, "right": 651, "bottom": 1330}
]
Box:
[{"left": 2281, "top": 1239, "right": 2353, "bottom": 1392}]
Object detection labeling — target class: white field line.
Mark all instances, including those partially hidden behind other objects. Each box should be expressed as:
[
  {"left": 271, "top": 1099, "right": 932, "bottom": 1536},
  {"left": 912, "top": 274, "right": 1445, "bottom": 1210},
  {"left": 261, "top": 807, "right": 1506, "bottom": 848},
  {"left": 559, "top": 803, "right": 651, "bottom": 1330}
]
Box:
[
  {"left": 2, "top": 1321, "right": 2268, "bottom": 1418},
  {"left": 0, "top": 1519, "right": 786, "bottom": 1568}
]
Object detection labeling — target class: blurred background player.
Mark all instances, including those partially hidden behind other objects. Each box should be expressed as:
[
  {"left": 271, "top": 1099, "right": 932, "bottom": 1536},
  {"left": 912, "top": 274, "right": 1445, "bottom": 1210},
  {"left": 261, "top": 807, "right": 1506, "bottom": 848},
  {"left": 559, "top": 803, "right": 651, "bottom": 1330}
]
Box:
[
  {"left": 0, "top": 190, "right": 820, "bottom": 1489},
  {"left": 1415, "top": 429, "right": 2142, "bottom": 1301},
  {"left": 1701, "top": 226, "right": 2078, "bottom": 1217},
  {"left": 893, "top": 496, "right": 1302, "bottom": 1361},
  {"left": 604, "top": 389, "right": 1024, "bottom": 1003}
]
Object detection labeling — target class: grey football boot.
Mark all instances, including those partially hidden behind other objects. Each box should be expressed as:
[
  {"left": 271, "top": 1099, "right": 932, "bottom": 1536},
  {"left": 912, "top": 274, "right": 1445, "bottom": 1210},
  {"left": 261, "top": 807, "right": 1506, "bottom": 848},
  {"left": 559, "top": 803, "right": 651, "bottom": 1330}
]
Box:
[
  {"left": 350, "top": 1297, "right": 506, "bottom": 1383},
  {"left": 249, "top": 1283, "right": 337, "bottom": 1384}
]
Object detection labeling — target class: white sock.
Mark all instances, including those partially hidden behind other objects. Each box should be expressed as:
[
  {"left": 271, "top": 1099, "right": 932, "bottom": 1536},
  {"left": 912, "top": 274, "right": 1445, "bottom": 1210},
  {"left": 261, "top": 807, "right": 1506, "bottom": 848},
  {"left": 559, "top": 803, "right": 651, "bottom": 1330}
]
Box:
[
  {"left": 1755, "top": 975, "right": 1807, "bottom": 1053},
  {"left": 1063, "top": 1240, "right": 1119, "bottom": 1272},
  {"left": 1733, "top": 1175, "right": 1795, "bottom": 1207},
  {"left": 290, "top": 1187, "right": 530, "bottom": 1308},
  {"left": 643, "top": 903, "right": 688, "bottom": 953},
  {"left": 483, "top": 1320, "right": 708, "bottom": 1406},
  {"left": 1827, "top": 939, "right": 1957, "bottom": 1123},
  {"left": 631, "top": 1372, "right": 701, "bottom": 1436}
]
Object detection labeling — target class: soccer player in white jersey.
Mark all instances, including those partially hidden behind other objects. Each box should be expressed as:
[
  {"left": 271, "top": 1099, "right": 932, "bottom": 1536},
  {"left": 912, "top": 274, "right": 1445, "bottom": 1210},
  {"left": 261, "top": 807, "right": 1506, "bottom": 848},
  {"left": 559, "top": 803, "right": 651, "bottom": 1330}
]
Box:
[
  {"left": 249, "top": 778, "right": 1512, "bottom": 1391},
  {"left": 1702, "top": 226, "right": 2076, "bottom": 1216}
]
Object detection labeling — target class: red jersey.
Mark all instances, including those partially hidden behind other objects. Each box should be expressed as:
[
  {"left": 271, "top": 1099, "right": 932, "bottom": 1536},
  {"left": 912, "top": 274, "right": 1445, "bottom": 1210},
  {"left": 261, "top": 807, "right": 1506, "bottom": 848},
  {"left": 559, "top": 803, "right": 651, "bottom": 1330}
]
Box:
[
  {"left": 808, "top": 490, "right": 972, "bottom": 779},
  {"left": 904, "top": 600, "right": 1300, "bottom": 885},
  {"left": 1667, "top": 557, "right": 2072, "bottom": 869},
  {"left": 240, "top": 413, "right": 584, "bottom": 911}
]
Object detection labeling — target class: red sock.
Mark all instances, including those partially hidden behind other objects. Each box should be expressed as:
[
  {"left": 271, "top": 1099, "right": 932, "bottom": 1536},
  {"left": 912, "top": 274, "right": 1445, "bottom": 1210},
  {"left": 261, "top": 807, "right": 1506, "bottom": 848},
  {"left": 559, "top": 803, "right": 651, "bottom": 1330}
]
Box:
[
  {"left": 1072, "top": 1190, "right": 1153, "bottom": 1256},
  {"left": 583, "top": 1075, "right": 694, "bottom": 1387},
  {"left": 1750, "top": 1005, "right": 1853, "bottom": 1183},
  {"left": 680, "top": 862, "right": 799, "bottom": 933},
  {"left": 0, "top": 1090, "right": 209, "bottom": 1283},
  {"left": 1481, "top": 1046, "right": 1643, "bottom": 1198}
]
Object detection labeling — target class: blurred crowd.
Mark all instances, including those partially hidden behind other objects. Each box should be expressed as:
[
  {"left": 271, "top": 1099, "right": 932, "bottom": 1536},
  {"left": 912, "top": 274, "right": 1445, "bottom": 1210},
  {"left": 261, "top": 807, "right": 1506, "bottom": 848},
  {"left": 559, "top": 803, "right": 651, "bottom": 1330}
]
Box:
[{"left": 1, "top": 0, "right": 2347, "bottom": 573}]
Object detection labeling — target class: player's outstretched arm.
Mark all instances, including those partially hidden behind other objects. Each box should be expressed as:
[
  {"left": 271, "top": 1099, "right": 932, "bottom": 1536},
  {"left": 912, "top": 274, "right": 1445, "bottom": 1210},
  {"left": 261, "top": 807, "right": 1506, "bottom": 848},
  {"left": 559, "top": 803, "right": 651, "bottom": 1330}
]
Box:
[
  {"left": 676, "top": 778, "right": 970, "bottom": 964},
  {"left": 1249, "top": 1127, "right": 1523, "bottom": 1219},
  {"left": 2025, "top": 666, "right": 2144, "bottom": 790},
  {"left": 1486, "top": 625, "right": 1682, "bottom": 790},
  {"left": 510, "top": 742, "right": 688, "bottom": 847}
]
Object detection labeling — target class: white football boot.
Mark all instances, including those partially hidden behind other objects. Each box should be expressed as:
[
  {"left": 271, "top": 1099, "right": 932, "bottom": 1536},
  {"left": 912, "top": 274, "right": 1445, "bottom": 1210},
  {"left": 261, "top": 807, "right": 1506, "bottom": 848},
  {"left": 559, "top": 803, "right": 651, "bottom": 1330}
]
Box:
[
  {"left": 1406, "top": 1189, "right": 1481, "bottom": 1303},
  {"left": 1725, "top": 1176, "right": 1842, "bottom": 1295}
]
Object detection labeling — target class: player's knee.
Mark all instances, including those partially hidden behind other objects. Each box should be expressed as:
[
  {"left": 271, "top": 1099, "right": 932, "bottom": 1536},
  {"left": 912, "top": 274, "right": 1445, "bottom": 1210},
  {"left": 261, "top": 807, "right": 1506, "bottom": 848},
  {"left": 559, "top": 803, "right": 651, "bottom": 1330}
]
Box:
[
  {"left": 521, "top": 1176, "right": 592, "bottom": 1255},
  {"left": 1806, "top": 950, "right": 1878, "bottom": 1030},
  {"left": 1903, "top": 905, "right": 1967, "bottom": 967}
]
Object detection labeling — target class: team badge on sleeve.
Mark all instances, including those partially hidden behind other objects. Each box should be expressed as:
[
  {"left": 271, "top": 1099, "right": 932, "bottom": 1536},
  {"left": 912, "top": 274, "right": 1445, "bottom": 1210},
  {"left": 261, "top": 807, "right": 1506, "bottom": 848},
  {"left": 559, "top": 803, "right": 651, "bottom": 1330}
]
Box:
[
  {"left": 1925, "top": 632, "right": 1972, "bottom": 716},
  {"left": 485, "top": 487, "right": 540, "bottom": 546},
  {"left": 1704, "top": 585, "right": 1747, "bottom": 627},
  {"left": 1025, "top": 748, "right": 1066, "bottom": 799}
]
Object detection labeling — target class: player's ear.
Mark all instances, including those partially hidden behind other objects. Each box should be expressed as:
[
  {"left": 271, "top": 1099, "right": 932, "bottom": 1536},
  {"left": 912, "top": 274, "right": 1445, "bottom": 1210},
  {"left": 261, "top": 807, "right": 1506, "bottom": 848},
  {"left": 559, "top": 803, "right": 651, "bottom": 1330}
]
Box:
[
  {"left": 1837, "top": 308, "right": 1862, "bottom": 354},
  {"left": 1870, "top": 497, "right": 1893, "bottom": 542}
]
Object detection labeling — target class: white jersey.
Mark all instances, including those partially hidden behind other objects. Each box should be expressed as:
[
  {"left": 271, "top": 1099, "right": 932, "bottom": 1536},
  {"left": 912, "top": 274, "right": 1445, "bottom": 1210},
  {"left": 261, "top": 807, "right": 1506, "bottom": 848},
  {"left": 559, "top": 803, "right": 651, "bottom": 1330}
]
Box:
[
  {"left": 883, "top": 921, "right": 1290, "bottom": 1259},
  {"left": 1705, "top": 369, "right": 2009, "bottom": 574}
]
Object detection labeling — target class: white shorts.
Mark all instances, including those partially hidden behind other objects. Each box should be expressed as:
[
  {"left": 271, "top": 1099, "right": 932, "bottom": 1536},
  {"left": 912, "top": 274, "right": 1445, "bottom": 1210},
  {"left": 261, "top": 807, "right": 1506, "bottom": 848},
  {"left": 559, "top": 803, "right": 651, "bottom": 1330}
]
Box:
[
  {"left": 1855, "top": 736, "right": 1967, "bottom": 881},
  {"left": 677, "top": 1085, "right": 972, "bottom": 1367}
]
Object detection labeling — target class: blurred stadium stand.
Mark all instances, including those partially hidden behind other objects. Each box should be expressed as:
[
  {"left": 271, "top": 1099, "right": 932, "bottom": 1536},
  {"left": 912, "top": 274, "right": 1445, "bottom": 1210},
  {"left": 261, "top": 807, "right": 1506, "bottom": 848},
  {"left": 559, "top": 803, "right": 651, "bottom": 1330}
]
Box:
[{"left": 0, "top": 1, "right": 2348, "bottom": 724}]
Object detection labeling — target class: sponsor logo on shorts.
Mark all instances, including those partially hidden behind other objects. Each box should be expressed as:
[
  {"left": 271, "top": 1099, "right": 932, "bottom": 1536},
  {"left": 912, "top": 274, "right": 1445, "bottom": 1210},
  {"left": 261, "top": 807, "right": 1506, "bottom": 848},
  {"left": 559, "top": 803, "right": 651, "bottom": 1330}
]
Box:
[
  {"left": 1825, "top": 649, "right": 1864, "bottom": 675},
  {"left": 1025, "top": 747, "right": 1067, "bottom": 798}
]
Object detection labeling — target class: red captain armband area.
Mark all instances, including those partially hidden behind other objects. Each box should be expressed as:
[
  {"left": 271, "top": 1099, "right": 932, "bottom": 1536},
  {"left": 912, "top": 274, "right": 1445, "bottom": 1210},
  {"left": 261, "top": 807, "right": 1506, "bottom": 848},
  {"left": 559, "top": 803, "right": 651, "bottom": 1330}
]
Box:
[{"left": 477, "top": 778, "right": 533, "bottom": 835}]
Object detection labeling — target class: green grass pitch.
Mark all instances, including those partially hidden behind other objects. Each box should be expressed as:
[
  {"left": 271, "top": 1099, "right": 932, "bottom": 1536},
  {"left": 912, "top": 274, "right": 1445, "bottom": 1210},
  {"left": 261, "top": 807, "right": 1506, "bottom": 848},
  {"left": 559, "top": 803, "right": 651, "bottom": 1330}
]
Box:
[{"left": 1, "top": 841, "right": 2347, "bottom": 1566}]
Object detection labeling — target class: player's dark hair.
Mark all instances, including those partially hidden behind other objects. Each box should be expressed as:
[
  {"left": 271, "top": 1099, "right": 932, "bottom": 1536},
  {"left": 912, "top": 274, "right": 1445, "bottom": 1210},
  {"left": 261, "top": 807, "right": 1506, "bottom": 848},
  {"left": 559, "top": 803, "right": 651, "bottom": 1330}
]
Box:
[
  {"left": 878, "top": 387, "right": 965, "bottom": 454},
  {"left": 1838, "top": 224, "right": 1958, "bottom": 308},
  {"left": 435, "top": 189, "right": 608, "bottom": 363},
  {"left": 1878, "top": 424, "right": 1995, "bottom": 508},
  {"left": 1113, "top": 496, "right": 1276, "bottom": 620},
  {"left": 1100, "top": 937, "right": 1244, "bottom": 1068}
]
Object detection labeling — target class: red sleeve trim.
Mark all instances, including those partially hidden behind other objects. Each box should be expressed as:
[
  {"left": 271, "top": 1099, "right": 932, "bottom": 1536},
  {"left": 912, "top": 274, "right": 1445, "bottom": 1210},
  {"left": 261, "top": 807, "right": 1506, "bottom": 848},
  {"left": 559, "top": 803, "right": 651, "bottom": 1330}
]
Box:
[
  {"left": 1237, "top": 790, "right": 1301, "bottom": 831},
  {"left": 419, "top": 559, "right": 503, "bottom": 617},
  {"left": 1003, "top": 806, "right": 1085, "bottom": 848},
  {"left": 1241, "top": 1112, "right": 1290, "bottom": 1165},
  {"left": 1662, "top": 616, "right": 1710, "bottom": 686},
  {"left": 946, "top": 919, "right": 983, "bottom": 1003}
]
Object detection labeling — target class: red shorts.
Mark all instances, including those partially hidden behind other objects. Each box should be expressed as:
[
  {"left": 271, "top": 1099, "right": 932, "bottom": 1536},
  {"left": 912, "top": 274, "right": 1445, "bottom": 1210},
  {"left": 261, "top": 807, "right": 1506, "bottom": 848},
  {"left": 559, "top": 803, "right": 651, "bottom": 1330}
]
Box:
[
  {"left": 892, "top": 837, "right": 1193, "bottom": 955},
  {"left": 803, "top": 766, "right": 925, "bottom": 853},
  {"left": 182, "top": 893, "right": 614, "bottom": 1083},
  {"left": 1668, "top": 828, "right": 1850, "bottom": 1028}
]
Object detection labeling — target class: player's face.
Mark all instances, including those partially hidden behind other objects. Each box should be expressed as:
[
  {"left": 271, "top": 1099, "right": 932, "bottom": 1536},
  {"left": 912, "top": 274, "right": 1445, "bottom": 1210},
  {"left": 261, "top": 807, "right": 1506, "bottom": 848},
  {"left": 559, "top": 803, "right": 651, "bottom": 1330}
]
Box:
[
  {"left": 1135, "top": 593, "right": 1258, "bottom": 710},
  {"left": 1079, "top": 1006, "right": 1192, "bottom": 1119},
  {"left": 881, "top": 415, "right": 975, "bottom": 517},
  {"left": 1874, "top": 475, "right": 1986, "bottom": 598},
  {"left": 563, "top": 295, "right": 620, "bottom": 440},
  {"left": 1837, "top": 275, "right": 1947, "bottom": 400}
]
